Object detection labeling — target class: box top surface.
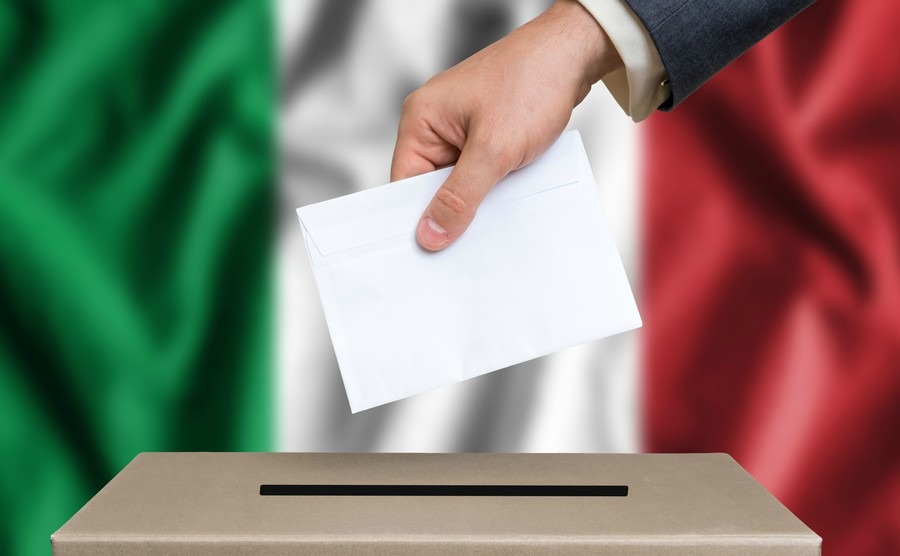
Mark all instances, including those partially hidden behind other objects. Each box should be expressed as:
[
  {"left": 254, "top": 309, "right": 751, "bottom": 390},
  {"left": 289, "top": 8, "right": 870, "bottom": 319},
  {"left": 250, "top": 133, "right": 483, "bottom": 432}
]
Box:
[{"left": 54, "top": 453, "right": 818, "bottom": 543}]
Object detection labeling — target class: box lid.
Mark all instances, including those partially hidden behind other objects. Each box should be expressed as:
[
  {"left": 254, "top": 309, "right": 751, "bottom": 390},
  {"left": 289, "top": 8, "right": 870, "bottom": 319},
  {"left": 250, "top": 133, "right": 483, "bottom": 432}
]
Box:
[{"left": 52, "top": 452, "right": 820, "bottom": 555}]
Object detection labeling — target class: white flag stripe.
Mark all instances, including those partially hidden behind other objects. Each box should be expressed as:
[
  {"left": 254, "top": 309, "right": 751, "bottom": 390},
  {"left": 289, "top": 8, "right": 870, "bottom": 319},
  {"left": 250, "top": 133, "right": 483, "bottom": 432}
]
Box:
[{"left": 277, "top": 0, "right": 641, "bottom": 452}]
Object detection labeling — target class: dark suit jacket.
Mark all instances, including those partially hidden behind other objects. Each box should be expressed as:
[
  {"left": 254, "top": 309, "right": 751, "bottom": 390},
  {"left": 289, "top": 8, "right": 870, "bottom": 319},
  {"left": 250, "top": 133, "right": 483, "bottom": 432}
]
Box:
[{"left": 625, "top": 0, "right": 815, "bottom": 109}]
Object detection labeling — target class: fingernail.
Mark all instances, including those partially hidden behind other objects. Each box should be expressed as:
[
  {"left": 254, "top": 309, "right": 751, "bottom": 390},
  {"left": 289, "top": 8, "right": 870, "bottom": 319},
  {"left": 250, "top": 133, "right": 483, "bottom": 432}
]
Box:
[{"left": 417, "top": 215, "right": 450, "bottom": 249}]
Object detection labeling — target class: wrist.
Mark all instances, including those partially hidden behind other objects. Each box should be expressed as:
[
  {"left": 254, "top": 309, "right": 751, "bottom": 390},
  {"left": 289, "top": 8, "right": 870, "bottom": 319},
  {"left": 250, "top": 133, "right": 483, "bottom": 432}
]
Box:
[{"left": 548, "top": 0, "right": 623, "bottom": 84}]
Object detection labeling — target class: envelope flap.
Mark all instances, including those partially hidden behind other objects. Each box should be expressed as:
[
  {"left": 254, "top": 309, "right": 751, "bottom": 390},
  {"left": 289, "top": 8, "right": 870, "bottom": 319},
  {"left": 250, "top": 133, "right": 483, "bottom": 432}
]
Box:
[
  {"left": 296, "top": 167, "right": 446, "bottom": 257},
  {"left": 296, "top": 130, "right": 584, "bottom": 257}
]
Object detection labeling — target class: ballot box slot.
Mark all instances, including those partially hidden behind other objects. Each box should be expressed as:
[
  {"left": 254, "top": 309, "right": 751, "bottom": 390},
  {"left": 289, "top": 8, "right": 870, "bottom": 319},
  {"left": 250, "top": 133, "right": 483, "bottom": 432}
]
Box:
[{"left": 259, "top": 484, "right": 628, "bottom": 496}]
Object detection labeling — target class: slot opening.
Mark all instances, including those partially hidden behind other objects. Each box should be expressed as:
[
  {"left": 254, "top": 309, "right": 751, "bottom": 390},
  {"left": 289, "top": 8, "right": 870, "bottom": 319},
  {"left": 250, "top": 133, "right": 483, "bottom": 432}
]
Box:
[{"left": 260, "top": 484, "right": 628, "bottom": 497}]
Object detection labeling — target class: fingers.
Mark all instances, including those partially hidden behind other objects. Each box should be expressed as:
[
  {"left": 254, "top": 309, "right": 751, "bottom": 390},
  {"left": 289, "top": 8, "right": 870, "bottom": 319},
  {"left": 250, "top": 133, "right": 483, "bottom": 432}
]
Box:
[
  {"left": 391, "top": 93, "right": 458, "bottom": 182},
  {"left": 417, "top": 137, "right": 515, "bottom": 251},
  {"left": 391, "top": 147, "right": 436, "bottom": 183}
]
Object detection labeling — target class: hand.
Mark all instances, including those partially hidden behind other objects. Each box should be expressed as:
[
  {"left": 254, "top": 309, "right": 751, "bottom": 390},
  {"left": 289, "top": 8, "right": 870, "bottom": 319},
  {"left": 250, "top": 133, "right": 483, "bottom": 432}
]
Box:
[{"left": 391, "top": 0, "right": 622, "bottom": 251}]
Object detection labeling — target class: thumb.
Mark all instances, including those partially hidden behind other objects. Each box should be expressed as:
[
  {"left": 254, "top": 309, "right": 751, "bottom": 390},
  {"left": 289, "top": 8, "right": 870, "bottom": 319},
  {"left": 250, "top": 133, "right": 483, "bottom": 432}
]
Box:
[{"left": 416, "top": 140, "right": 514, "bottom": 251}]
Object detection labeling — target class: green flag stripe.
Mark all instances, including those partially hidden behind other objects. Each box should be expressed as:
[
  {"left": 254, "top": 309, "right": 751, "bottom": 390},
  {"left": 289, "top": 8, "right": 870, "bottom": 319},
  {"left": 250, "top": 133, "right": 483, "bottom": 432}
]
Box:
[{"left": 0, "top": 1, "right": 274, "bottom": 555}]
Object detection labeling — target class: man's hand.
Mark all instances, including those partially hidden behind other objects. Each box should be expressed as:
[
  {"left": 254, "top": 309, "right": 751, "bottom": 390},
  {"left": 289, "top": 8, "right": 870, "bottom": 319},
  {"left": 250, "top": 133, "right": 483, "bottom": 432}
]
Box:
[{"left": 391, "top": 0, "right": 622, "bottom": 251}]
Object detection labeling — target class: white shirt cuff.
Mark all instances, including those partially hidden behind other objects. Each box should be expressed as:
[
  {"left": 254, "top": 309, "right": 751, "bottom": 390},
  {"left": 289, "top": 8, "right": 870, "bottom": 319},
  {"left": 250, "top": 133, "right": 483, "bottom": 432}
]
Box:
[{"left": 577, "top": 0, "right": 671, "bottom": 121}]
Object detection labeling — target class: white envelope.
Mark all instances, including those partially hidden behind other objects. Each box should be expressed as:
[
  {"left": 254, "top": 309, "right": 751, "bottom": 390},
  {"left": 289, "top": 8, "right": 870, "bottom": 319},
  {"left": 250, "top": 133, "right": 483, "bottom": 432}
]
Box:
[{"left": 297, "top": 130, "right": 641, "bottom": 413}]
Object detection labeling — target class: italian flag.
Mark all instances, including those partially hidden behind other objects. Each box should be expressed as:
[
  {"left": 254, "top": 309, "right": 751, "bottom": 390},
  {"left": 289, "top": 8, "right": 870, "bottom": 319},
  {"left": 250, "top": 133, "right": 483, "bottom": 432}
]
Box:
[{"left": 1, "top": 1, "right": 897, "bottom": 555}]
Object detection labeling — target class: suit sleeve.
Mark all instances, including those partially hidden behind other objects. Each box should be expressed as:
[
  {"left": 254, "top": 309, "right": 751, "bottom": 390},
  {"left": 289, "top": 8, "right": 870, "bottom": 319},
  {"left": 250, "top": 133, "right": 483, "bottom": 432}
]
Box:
[
  {"left": 624, "top": 0, "right": 815, "bottom": 109},
  {"left": 578, "top": 0, "right": 671, "bottom": 122}
]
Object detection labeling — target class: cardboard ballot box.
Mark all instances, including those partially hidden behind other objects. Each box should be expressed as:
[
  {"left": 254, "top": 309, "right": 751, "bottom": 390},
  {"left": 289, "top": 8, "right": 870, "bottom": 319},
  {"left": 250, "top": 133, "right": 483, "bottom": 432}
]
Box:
[{"left": 52, "top": 452, "right": 820, "bottom": 555}]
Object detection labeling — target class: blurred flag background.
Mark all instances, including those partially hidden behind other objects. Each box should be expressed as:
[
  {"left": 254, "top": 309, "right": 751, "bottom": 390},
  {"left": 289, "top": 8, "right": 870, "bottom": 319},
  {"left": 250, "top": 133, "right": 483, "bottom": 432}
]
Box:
[{"left": 1, "top": 1, "right": 897, "bottom": 555}]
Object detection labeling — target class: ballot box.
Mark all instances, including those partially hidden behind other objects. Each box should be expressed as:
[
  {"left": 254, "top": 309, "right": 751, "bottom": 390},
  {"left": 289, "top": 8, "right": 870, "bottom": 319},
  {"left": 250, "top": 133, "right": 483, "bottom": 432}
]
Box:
[{"left": 52, "top": 452, "right": 820, "bottom": 555}]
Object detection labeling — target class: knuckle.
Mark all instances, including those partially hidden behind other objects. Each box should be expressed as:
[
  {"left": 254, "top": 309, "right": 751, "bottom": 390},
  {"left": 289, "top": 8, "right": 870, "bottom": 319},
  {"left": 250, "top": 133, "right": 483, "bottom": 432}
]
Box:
[
  {"left": 469, "top": 134, "right": 497, "bottom": 155},
  {"left": 470, "top": 135, "right": 515, "bottom": 171},
  {"left": 402, "top": 86, "right": 434, "bottom": 114},
  {"left": 401, "top": 91, "right": 420, "bottom": 114},
  {"left": 435, "top": 186, "right": 471, "bottom": 217}
]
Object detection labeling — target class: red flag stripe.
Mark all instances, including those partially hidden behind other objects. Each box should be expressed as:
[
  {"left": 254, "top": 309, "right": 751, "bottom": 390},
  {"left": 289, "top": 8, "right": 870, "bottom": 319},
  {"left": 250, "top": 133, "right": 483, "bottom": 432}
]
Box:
[{"left": 643, "top": 1, "right": 900, "bottom": 553}]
